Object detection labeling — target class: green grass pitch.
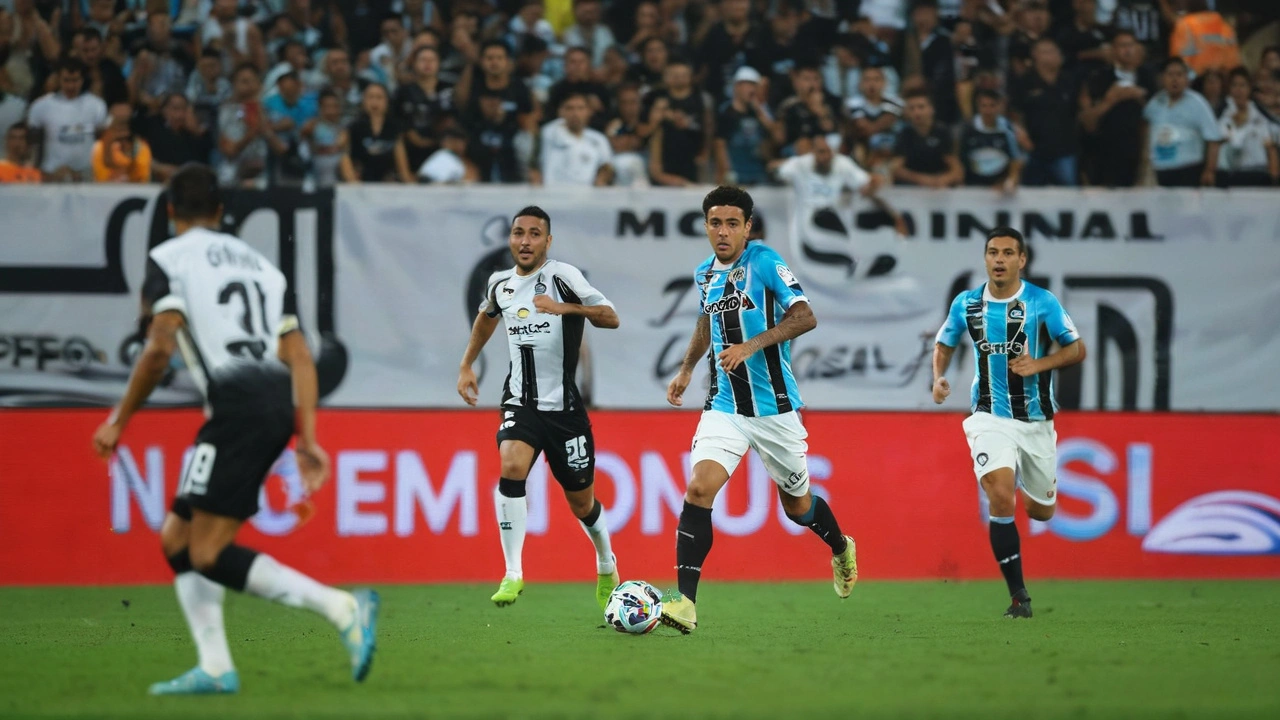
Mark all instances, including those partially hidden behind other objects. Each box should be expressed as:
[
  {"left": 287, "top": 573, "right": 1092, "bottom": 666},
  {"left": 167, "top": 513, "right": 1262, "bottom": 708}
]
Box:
[{"left": 2, "top": 580, "right": 1278, "bottom": 719}]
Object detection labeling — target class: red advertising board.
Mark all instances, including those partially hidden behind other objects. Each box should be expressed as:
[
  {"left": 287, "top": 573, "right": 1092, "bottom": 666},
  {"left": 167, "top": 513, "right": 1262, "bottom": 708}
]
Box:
[{"left": 1, "top": 410, "right": 1278, "bottom": 585}]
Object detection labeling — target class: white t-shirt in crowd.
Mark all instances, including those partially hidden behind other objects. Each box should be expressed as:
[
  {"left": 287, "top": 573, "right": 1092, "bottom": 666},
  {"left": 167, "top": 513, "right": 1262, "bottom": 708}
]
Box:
[
  {"left": 538, "top": 119, "right": 612, "bottom": 186},
  {"left": 26, "top": 92, "right": 108, "bottom": 173},
  {"left": 418, "top": 147, "right": 467, "bottom": 183}
]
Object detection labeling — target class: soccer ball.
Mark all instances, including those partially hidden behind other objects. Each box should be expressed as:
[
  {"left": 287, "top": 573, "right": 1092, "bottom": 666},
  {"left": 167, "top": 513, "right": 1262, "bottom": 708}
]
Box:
[{"left": 604, "top": 580, "right": 663, "bottom": 634}]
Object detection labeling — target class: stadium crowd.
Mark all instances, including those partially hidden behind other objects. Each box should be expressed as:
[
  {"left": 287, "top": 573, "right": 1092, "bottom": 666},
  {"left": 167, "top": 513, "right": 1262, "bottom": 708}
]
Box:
[{"left": 0, "top": 0, "right": 1277, "bottom": 188}]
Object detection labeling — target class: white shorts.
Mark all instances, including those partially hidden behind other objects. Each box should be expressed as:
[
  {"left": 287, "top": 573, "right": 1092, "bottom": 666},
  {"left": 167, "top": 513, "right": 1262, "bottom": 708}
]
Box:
[
  {"left": 690, "top": 410, "right": 811, "bottom": 497},
  {"left": 962, "top": 412, "right": 1059, "bottom": 506}
]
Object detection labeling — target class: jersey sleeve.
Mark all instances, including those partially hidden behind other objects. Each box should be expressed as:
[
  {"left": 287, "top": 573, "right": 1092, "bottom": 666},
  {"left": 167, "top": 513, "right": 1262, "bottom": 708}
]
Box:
[
  {"left": 840, "top": 157, "right": 871, "bottom": 191},
  {"left": 554, "top": 264, "right": 614, "bottom": 308},
  {"left": 142, "top": 254, "right": 186, "bottom": 317},
  {"left": 935, "top": 292, "right": 967, "bottom": 347},
  {"left": 756, "top": 247, "right": 807, "bottom": 309},
  {"left": 479, "top": 272, "right": 505, "bottom": 317},
  {"left": 1042, "top": 292, "right": 1081, "bottom": 346},
  {"left": 775, "top": 155, "right": 803, "bottom": 183},
  {"left": 278, "top": 278, "right": 302, "bottom": 337}
]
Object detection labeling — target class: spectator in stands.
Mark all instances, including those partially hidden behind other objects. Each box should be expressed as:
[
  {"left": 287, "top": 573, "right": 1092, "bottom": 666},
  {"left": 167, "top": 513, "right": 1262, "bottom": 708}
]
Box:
[
  {"left": 508, "top": 0, "right": 557, "bottom": 49},
  {"left": 531, "top": 92, "right": 613, "bottom": 186},
  {"left": 145, "top": 92, "right": 213, "bottom": 181},
  {"left": 198, "top": 0, "right": 268, "bottom": 74},
  {"left": 1170, "top": 0, "right": 1241, "bottom": 76},
  {"left": 626, "top": 36, "right": 668, "bottom": 95},
  {"left": 776, "top": 61, "right": 842, "bottom": 156},
  {"left": 1056, "top": 0, "right": 1109, "bottom": 79},
  {"left": 418, "top": 126, "right": 479, "bottom": 183},
  {"left": 398, "top": 0, "right": 445, "bottom": 36},
  {"left": 1255, "top": 68, "right": 1280, "bottom": 122},
  {"left": 264, "top": 40, "right": 325, "bottom": 97},
  {"left": 186, "top": 48, "right": 231, "bottom": 133},
  {"left": 847, "top": 65, "right": 903, "bottom": 167},
  {"left": 468, "top": 85, "right": 523, "bottom": 183},
  {"left": 217, "top": 63, "right": 280, "bottom": 187},
  {"left": 599, "top": 45, "right": 631, "bottom": 93},
  {"left": 264, "top": 70, "right": 318, "bottom": 186},
  {"left": 0, "top": 82, "right": 27, "bottom": 151},
  {"left": 341, "top": 81, "right": 410, "bottom": 183},
  {"left": 1012, "top": 38, "right": 1080, "bottom": 186},
  {"left": 27, "top": 58, "right": 108, "bottom": 182},
  {"left": 563, "top": 0, "right": 616, "bottom": 69},
  {"left": 83, "top": 0, "right": 122, "bottom": 54},
  {"left": 515, "top": 35, "right": 554, "bottom": 108},
  {"left": 1193, "top": 68, "right": 1226, "bottom": 116},
  {"left": 1143, "top": 56, "right": 1222, "bottom": 186},
  {"left": 696, "top": 0, "right": 762, "bottom": 105},
  {"left": 91, "top": 101, "right": 152, "bottom": 183},
  {"left": 546, "top": 46, "right": 610, "bottom": 130},
  {"left": 1216, "top": 68, "right": 1278, "bottom": 187},
  {"left": 308, "top": 88, "right": 347, "bottom": 188},
  {"left": 755, "top": 0, "right": 805, "bottom": 95},
  {"left": 76, "top": 28, "right": 128, "bottom": 106},
  {"left": 458, "top": 39, "right": 538, "bottom": 137},
  {"left": 394, "top": 45, "right": 454, "bottom": 172},
  {"left": 860, "top": 0, "right": 909, "bottom": 48},
  {"left": 1079, "top": 29, "right": 1156, "bottom": 187},
  {"left": 439, "top": 9, "right": 480, "bottom": 86},
  {"left": 714, "top": 65, "right": 775, "bottom": 185},
  {"left": 891, "top": 87, "right": 962, "bottom": 187},
  {"left": 624, "top": 2, "right": 663, "bottom": 60},
  {"left": 370, "top": 13, "right": 413, "bottom": 89},
  {"left": 604, "top": 82, "right": 649, "bottom": 186},
  {"left": 3, "top": 2, "right": 60, "bottom": 100},
  {"left": 959, "top": 88, "right": 1027, "bottom": 191},
  {"left": 1010, "top": 0, "right": 1054, "bottom": 79},
  {"left": 320, "top": 46, "right": 364, "bottom": 126},
  {"left": 1111, "top": 0, "right": 1166, "bottom": 67},
  {"left": 646, "top": 55, "right": 712, "bottom": 186},
  {"left": 905, "top": 0, "right": 958, "bottom": 125},
  {"left": 0, "top": 122, "right": 42, "bottom": 183},
  {"left": 129, "top": 11, "right": 193, "bottom": 114}
]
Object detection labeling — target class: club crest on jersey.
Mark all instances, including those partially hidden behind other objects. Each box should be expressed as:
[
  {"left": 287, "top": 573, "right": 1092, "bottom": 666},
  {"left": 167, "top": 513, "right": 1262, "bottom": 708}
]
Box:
[
  {"left": 728, "top": 267, "right": 746, "bottom": 284},
  {"left": 534, "top": 282, "right": 546, "bottom": 294},
  {"left": 703, "top": 291, "right": 756, "bottom": 315},
  {"left": 517, "top": 307, "right": 530, "bottom": 319}
]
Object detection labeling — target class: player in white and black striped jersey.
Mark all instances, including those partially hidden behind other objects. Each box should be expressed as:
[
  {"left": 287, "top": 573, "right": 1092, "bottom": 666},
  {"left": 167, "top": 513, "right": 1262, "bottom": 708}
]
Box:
[
  {"left": 91, "top": 164, "right": 378, "bottom": 695},
  {"left": 457, "top": 205, "right": 622, "bottom": 612}
]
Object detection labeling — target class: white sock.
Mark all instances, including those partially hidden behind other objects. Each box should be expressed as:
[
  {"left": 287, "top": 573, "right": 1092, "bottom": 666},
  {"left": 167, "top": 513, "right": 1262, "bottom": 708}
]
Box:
[
  {"left": 580, "top": 504, "right": 616, "bottom": 575},
  {"left": 495, "top": 486, "right": 527, "bottom": 579},
  {"left": 174, "top": 572, "right": 235, "bottom": 676},
  {"left": 244, "top": 554, "right": 356, "bottom": 630}
]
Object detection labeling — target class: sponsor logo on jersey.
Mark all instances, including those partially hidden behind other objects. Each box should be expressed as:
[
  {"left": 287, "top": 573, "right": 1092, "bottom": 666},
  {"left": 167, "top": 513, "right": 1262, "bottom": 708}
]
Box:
[
  {"left": 776, "top": 264, "right": 797, "bottom": 286},
  {"left": 978, "top": 341, "right": 1025, "bottom": 355},
  {"left": 517, "top": 307, "right": 530, "bottom": 319},
  {"left": 783, "top": 469, "right": 808, "bottom": 491},
  {"left": 1009, "top": 308, "right": 1025, "bottom": 320},
  {"left": 977, "top": 452, "right": 988, "bottom": 466},
  {"left": 703, "top": 291, "right": 756, "bottom": 315},
  {"left": 508, "top": 321, "right": 552, "bottom": 336}
]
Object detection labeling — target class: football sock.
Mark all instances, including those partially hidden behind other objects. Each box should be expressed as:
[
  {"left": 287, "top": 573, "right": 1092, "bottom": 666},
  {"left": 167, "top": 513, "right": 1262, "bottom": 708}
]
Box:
[
  {"left": 676, "top": 502, "right": 713, "bottom": 603},
  {"left": 496, "top": 478, "right": 528, "bottom": 580},
  {"left": 989, "top": 516, "right": 1026, "bottom": 597},
  {"left": 786, "top": 495, "right": 849, "bottom": 555},
  {"left": 244, "top": 553, "right": 357, "bottom": 630},
  {"left": 577, "top": 499, "right": 616, "bottom": 575},
  {"left": 169, "top": 550, "right": 234, "bottom": 677}
]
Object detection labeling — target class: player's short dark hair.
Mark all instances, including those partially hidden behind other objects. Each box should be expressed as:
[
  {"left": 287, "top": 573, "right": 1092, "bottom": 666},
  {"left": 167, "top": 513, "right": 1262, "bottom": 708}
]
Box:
[
  {"left": 168, "top": 164, "right": 223, "bottom": 222},
  {"left": 702, "top": 185, "right": 754, "bottom": 224},
  {"left": 1162, "top": 56, "right": 1188, "bottom": 73},
  {"left": 513, "top": 205, "right": 551, "bottom": 233},
  {"left": 57, "top": 57, "right": 89, "bottom": 78},
  {"left": 985, "top": 227, "right": 1025, "bottom": 254}
]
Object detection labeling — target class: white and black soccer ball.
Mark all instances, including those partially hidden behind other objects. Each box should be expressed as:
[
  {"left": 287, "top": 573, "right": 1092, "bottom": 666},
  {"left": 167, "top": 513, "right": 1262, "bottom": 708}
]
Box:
[{"left": 604, "top": 580, "right": 663, "bottom": 634}]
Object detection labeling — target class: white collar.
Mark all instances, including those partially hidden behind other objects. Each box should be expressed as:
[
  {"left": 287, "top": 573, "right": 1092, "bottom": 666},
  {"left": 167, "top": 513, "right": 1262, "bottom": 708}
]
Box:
[{"left": 983, "top": 280, "right": 1025, "bottom": 302}]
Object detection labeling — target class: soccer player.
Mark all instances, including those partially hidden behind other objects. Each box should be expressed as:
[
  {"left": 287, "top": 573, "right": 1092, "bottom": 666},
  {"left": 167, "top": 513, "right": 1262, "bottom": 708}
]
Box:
[
  {"left": 932, "top": 227, "right": 1086, "bottom": 619},
  {"left": 661, "top": 186, "right": 858, "bottom": 634},
  {"left": 91, "top": 164, "right": 378, "bottom": 694},
  {"left": 457, "top": 206, "right": 622, "bottom": 610}
]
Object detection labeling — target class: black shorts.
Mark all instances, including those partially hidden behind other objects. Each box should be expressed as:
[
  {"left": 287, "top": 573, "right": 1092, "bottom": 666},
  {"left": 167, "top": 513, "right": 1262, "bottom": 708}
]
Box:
[
  {"left": 496, "top": 403, "right": 595, "bottom": 491},
  {"left": 171, "top": 363, "right": 295, "bottom": 521}
]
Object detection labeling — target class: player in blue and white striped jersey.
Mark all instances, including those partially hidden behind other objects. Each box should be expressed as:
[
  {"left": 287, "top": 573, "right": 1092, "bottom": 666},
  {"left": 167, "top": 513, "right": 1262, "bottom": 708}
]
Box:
[
  {"left": 659, "top": 186, "right": 859, "bottom": 634},
  {"left": 932, "top": 226, "right": 1086, "bottom": 619}
]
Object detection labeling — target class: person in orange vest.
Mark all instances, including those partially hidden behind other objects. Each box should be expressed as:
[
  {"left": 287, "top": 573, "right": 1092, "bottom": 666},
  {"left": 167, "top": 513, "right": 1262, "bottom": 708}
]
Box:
[
  {"left": 0, "top": 123, "right": 44, "bottom": 183},
  {"left": 1169, "top": 0, "right": 1242, "bottom": 76},
  {"left": 92, "top": 102, "right": 153, "bottom": 183}
]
